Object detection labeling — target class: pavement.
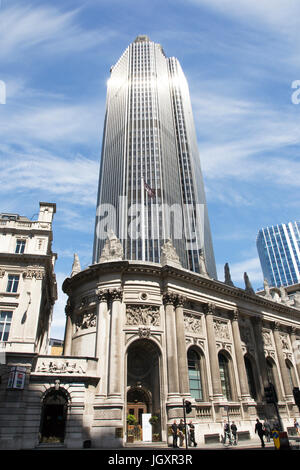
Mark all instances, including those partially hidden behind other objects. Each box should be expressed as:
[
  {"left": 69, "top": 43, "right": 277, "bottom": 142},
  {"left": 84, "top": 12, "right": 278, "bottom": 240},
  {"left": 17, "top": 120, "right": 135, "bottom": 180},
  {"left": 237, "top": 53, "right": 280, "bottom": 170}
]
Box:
[{"left": 125, "top": 438, "right": 276, "bottom": 450}]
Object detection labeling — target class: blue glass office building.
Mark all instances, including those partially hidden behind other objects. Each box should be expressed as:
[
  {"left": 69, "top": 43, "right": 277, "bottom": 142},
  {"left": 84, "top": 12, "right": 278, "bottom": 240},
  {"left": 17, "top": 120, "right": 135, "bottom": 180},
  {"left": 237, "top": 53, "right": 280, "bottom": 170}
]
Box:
[{"left": 256, "top": 221, "right": 300, "bottom": 287}]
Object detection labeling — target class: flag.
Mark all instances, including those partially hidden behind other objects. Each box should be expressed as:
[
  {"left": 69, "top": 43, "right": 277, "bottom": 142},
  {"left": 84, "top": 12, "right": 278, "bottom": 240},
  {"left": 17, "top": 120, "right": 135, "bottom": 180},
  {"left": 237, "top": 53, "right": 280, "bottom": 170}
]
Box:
[{"left": 144, "top": 180, "right": 155, "bottom": 198}]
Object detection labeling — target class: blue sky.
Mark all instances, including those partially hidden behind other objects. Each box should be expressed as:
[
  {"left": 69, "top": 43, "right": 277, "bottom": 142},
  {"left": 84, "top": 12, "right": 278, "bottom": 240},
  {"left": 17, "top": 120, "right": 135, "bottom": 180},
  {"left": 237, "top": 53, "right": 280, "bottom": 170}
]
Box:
[{"left": 0, "top": 0, "right": 299, "bottom": 339}]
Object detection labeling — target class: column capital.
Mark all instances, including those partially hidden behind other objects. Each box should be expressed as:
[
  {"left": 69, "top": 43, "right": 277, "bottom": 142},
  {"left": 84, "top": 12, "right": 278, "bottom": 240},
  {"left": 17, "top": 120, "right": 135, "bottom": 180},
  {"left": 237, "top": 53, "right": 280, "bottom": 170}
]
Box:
[
  {"left": 271, "top": 321, "right": 281, "bottom": 332},
  {"left": 65, "top": 298, "right": 74, "bottom": 317},
  {"left": 230, "top": 308, "right": 239, "bottom": 321},
  {"left": 202, "top": 302, "right": 216, "bottom": 316},
  {"left": 109, "top": 288, "right": 123, "bottom": 302},
  {"left": 96, "top": 288, "right": 110, "bottom": 303},
  {"left": 288, "top": 325, "right": 298, "bottom": 335},
  {"left": 175, "top": 294, "right": 186, "bottom": 308},
  {"left": 162, "top": 291, "right": 177, "bottom": 306}
]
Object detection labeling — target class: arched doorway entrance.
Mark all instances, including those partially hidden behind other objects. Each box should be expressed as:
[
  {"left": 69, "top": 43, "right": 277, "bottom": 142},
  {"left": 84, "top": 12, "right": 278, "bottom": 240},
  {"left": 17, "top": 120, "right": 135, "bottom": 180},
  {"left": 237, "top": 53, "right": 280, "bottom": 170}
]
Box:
[
  {"left": 39, "top": 386, "right": 69, "bottom": 444},
  {"left": 126, "top": 339, "right": 161, "bottom": 442}
]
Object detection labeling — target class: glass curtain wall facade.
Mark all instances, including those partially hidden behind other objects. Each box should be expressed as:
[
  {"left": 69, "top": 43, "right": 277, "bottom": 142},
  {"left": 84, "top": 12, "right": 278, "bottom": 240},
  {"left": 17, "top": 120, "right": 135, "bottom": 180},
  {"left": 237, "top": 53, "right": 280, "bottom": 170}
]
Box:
[
  {"left": 93, "top": 35, "right": 217, "bottom": 278},
  {"left": 256, "top": 221, "right": 300, "bottom": 287}
]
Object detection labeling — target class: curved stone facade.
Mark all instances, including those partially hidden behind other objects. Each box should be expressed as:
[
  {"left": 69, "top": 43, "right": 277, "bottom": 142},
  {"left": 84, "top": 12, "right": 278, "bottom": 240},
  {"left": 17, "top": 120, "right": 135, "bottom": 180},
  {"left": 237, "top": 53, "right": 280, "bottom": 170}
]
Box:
[{"left": 2, "top": 258, "right": 300, "bottom": 448}]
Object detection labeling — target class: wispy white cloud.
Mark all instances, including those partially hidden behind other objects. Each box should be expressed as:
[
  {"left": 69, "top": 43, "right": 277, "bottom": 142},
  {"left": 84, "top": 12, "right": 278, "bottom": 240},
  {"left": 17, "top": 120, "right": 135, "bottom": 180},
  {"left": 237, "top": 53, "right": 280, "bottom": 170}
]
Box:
[
  {"left": 0, "top": 147, "right": 99, "bottom": 206},
  {"left": 0, "top": 3, "right": 116, "bottom": 60},
  {"left": 187, "top": 0, "right": 300, "bottom": 39}
]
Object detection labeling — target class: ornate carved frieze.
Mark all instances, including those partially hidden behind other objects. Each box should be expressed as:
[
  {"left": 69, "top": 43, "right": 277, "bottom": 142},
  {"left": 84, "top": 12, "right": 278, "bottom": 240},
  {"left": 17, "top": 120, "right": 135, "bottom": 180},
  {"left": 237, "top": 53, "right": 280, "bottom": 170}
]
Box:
[
  {"left": 75, "top": 311, "right": 97, "bottom": 331},
  {"left": 36, "top": 360, "right": 86, "bottom": 374},
  {"left": 126, "top": 304, "right": 160, "bottom": 327},
  {"left": 23, "top": 266, "right": 45, "bottom": 279},
  {"left": 213, "top": 319, "right": 230, "bottom": 341},
  {"left": 262, "top": 329, "right": 273, "bottom": 348},
  {"left": 184, "top": 313, "right": 203, "bottom": 334},
  {"left": 216, "top": 342, "right": 232, "bottom": 354},
  {"left": 280, "top": 333, "right": 290, "bottom": 351},
  {"left": 138, "top": 327, "right": 151, "bottom": 338},
  {"left": 186, "top": 336, "right": 205, "bottom": 349}
]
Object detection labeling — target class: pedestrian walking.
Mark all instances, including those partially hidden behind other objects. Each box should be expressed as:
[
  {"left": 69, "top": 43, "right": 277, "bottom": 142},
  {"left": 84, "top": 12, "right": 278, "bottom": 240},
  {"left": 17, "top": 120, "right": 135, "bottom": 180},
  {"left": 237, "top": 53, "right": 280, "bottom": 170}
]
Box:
[
  {"left": 223, "top": 420, "right": 231, "bottom": 444},
  {"left": 188, "top": 420, "right": 197, "bottom": 447},
  {"left": 178, "top": 419, "right": 185, "bottom": 447},
  {"left": 231, "top": 421, "right": 238, "bottom": 445},
  {"left": 171, "top": 420, "right": 179, "bottom": 448},
  {"left": 255, "top": 418, "right": 265, "bottom": 447},
  {"left": 294, "top": 418, "right": 300, "bottom": 436},
  {"left": 263, "top": 420, "right": 271, "bottom": 442}
]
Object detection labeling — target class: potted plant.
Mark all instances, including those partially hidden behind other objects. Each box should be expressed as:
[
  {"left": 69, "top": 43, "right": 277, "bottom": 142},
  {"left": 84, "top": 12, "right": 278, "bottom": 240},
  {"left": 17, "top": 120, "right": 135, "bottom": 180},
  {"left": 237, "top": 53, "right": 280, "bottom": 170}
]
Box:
[
  {"left": 127, "top": 414, "right": 137, "bottom": 443},
  {"left": 149, "top": 415, "right": 159, "bottom": 426}
]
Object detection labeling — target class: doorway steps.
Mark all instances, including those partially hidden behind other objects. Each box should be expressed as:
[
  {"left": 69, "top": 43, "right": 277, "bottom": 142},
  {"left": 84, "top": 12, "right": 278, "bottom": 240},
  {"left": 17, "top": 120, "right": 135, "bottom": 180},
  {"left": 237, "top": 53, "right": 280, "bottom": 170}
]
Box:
[{"left": 125, "top": 441, "right": 168, "bottom": 448}]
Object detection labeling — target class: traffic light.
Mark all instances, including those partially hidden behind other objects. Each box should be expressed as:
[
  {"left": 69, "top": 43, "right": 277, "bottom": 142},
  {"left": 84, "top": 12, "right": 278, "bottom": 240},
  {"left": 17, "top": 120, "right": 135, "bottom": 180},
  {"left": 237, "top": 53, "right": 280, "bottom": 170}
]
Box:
[
  {"left": 293, "top": 387, "right": 300, "bottom": 407},
  {"left": 185, "top": 400, "right": 192, "bottom": 414},
  {"left": 264, "top": 383, "right": 277, "bottom": 404}
]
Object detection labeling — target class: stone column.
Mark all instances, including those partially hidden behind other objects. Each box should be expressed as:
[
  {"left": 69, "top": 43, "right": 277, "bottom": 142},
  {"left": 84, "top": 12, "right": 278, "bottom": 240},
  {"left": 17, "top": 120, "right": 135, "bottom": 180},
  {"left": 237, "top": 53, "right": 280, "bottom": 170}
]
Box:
[
  {"left": 174, "top": 295, "right": 190, "bottom": 395},
  {"left": 163, "top": 292, "right": 180, "bottom": 398},
  {"left": 63, "top": 299, "right": 73, "bottom": 356},
  {"left": 272, "top": 322, "right": 293, "bottom": 399},
  {"left": 107, "top": 288, "right": 123, "bottom": 399},
  {"left": 289, "top": 327, "right": 300, "bottom": 381},
  {"left": 95, "top": 289, "right": 110, "bottom": 398},
  {"left": 203, "top": 303, "right": 223, "bottom": 399},
  {"left": 250, "top": 316, "right": 269, "bottom": 396},
  {"left": 231, "top": 309, "right": 251, "bottom": 399}
]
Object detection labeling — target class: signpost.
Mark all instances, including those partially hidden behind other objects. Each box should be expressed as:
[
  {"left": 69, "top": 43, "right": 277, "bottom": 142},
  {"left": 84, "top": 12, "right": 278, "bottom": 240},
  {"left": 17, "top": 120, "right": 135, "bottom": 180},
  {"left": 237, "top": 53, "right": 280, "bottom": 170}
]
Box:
[{"left": 182, "top": 399, "right": 192, "bottom": 449}]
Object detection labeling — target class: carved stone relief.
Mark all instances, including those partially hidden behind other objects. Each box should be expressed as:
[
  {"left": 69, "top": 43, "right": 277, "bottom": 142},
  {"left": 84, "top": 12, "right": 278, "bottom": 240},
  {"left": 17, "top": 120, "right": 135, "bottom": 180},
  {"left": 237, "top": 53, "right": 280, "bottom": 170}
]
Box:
[
  {"left": 262, "top": 329, "right": 273, "bottom": 348},
  {"left": 23, "top": 266, "right": 45, "bottom": 279},
  {"left": 75, "top": 311, "right": 97, "bottom": 332},
  {"left": 184, "top": 313, "right": 203, "bottom": 335},
  {"left": 280, "top": 333, "right": 290, "bottom": 351},
  {"left": 213, "top": 319, "right": 230, "bottom": 341},
  {"left": 36, "top": 360, "right": 86, "bottom": 374},
  {"left": 126, "top": 305, "right": 160, "bottom": 327}
]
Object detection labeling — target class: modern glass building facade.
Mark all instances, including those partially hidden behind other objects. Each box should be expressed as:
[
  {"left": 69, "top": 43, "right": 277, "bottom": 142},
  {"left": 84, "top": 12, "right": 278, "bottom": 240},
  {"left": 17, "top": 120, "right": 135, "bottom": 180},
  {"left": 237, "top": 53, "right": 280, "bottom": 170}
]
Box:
[
  {"left": 93, "top": 35, "right": 217, "bottom": 278},
  {"left": 256, "top": 221, "right": 300, "bottom": 287}
]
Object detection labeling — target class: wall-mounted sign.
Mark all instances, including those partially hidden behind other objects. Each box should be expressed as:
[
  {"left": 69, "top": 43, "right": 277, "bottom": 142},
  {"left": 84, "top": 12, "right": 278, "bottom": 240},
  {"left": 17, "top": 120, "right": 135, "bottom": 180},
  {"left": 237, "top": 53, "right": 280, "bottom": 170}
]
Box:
[{"left": 7, "top": 366, "right": 26, "bottom": 390}]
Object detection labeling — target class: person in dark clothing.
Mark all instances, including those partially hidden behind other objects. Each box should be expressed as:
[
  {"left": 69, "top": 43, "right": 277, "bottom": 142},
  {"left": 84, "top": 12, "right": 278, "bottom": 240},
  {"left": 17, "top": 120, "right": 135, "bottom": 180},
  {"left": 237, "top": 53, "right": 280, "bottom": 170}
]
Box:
[
  {"left": 188, "top": 421, "right": 197, "bottom": 447},
  {"left": 255, "top": 418, "right": 265, "bottom": 447},
  {"left": 263, "top": 420, "right": 271, "bottom": 442},
  {"left": 231, "top": 421, "right": 237, "bottom": 445},
  {"left": 171, "top": 421, "right": 179, "bottom": 448},
  {"left": 223, "top": 420, "right": 231, "bottom": 444},
  {"left": 178, "top": 419, "right": 185, "bottom": 447}
]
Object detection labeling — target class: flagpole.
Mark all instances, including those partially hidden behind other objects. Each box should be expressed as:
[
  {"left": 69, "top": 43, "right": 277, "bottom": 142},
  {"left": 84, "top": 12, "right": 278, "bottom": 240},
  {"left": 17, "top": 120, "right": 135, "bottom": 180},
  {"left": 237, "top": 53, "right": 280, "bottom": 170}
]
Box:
[{"left": 141, "top": 176, "right": 145, "bottom": 261}]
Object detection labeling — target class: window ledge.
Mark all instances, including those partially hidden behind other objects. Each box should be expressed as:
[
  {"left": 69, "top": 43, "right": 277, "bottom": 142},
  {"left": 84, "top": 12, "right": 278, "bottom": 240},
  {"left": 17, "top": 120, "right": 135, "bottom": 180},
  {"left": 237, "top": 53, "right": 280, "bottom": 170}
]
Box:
[{"left": 0, "top": 292, "right": 20, "bottom": 298}]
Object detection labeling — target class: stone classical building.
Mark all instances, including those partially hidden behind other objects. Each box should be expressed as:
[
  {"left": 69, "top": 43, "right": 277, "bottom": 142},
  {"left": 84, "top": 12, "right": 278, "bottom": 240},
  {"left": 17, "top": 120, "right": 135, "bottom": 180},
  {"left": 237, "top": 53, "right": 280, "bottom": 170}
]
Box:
[
  {"left": 0, "top": 203, "right": 58, "bottom": 449},
  {"left": 2, "top": 229, "right": 300, "bottom": 449}
]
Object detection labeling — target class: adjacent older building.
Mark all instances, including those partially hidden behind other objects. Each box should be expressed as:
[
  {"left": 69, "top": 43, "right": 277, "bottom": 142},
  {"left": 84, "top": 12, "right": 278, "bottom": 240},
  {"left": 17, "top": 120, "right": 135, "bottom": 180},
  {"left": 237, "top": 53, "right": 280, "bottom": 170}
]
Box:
[{"left": 0, "top": 203, "right": 58, "bottom": 449}]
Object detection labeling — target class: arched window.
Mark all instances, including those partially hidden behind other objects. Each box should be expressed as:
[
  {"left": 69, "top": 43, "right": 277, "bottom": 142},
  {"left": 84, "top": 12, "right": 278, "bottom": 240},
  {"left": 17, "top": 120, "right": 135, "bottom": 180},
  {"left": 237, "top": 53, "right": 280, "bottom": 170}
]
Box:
[
  {"left": 187, "top": 349, "right": 203, "bottom": 400},
  {"left": 286, "top": 359, "right": 296, "bottom": 389},
  {"left": 244, "top": 355, "right": 257, "bottom": 400},
  {"left": 218, "top": 352, "right": 232, "bottom": 400},
  {"left": 266, "top": 358, "right": 275, "bottom": 384}
]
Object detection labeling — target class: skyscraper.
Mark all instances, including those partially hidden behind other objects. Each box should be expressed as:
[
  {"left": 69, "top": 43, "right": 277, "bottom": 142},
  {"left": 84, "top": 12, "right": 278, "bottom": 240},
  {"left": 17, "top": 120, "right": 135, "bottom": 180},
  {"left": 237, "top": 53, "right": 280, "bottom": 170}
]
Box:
[
  {"left": 93, "top": 35, "right": 217, "bottom": 278},
  {"left": 256, "top": 221, "right": 300, "bottom": 287}
]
